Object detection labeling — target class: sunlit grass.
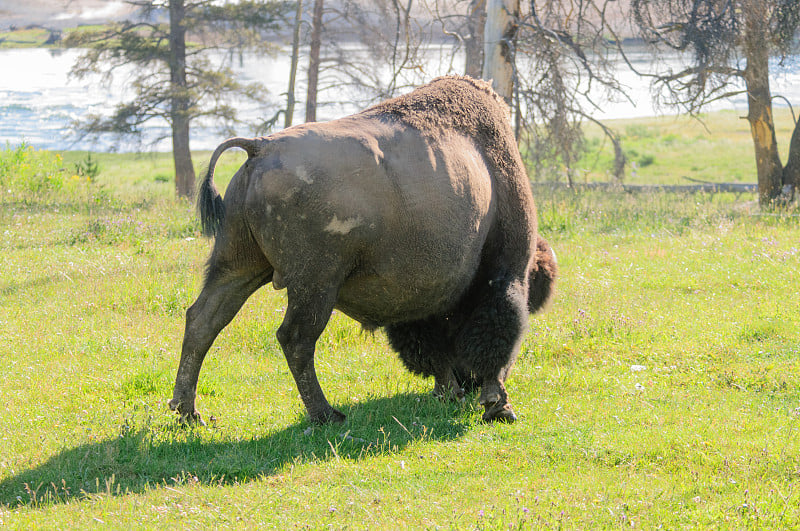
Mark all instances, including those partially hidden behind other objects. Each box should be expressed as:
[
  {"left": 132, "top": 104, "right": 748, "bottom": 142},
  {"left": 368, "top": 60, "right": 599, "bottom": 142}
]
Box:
[
  {"left": 575, "top": 108, "right": 797, "bottom": 185},
  {"left": 1, "top": 118, "right": 799, "bottom": 527},
  {"left": 0, "top": 28, "right": 54, "bottom": 48}
]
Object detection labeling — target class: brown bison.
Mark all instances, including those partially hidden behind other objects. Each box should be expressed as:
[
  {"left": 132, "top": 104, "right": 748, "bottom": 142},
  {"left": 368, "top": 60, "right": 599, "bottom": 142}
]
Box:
[{"left": 169, "top": 76, "right": 557, "bottom": 425}]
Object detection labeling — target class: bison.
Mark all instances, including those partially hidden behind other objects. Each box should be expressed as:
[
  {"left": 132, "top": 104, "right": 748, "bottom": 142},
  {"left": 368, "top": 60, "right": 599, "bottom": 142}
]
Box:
[{"left": 169, "top": 75, "right": 557, "bottom": 425}]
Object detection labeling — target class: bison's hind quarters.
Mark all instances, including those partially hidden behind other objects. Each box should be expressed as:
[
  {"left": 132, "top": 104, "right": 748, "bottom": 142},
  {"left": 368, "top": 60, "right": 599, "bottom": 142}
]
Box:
[
  {"left": 528, "top": 236, "right": 558, "bottom": 314},
  {"left": 196, "top": 137, "right": 265, "bottom": 237}
]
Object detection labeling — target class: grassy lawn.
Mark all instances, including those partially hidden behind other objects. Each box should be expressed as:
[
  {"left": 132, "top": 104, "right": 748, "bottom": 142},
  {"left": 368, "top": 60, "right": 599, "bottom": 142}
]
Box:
[
  {"left": 1, "top": 113, "right": 799, "bottom": 527},
  {"left": 572, "top": 108, "right": 797, "bottom": 185},
  {"left": 0, "top": 25, "right": 109, "bottom": 49},
  {"left": 0, "top": 28, "right": 54, "bottom": 48}
]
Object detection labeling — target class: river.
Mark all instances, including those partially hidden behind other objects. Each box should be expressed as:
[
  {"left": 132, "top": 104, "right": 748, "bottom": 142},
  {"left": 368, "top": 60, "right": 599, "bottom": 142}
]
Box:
[{"left": 2, "top": 46, "right": 799, "bottom": 152}]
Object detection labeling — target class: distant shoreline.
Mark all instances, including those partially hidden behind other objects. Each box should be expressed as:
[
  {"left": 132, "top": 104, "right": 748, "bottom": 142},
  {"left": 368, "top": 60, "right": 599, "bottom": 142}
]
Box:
[{"left": 0, "top": 1, "right": 134, "bottom": 32}]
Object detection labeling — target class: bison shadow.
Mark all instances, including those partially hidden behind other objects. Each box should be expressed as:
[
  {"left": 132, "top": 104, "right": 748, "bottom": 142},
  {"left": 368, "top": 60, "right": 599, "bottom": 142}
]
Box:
[{"left": 0, "top": 392, "right": 473, "bottom": 508}]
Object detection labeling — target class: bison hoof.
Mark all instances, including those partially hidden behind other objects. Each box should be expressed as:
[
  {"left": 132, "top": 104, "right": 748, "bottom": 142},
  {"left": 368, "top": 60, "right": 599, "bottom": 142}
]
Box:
[
  {"left": 481, "top": 401, "right": 517, "bottom": 424},
  {"left": 168, "top": 398, "right": 207, "bottom": 427},
  {"left": 311, "top": 407, "right": 346, "bottom": 425},
  {"left": 432, "top": 385, "right": 465, "bottom": 403},
  {"left": 179, "top": 412, "right": 207, "bottom": 427}
]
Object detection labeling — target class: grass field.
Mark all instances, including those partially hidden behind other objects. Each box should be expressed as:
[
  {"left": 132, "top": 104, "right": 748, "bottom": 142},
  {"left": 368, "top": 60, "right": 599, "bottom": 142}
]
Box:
[
  {"left": 1, "top": 112, "right": 799, "bottom": 528},
  {"left": 0, "top": 25, "right": 110, "bottom": 49},
  {"left": 573, "top": 108, "right": 798, "bottom": 186},
  {"left": 0, "top": 27, "right": 53, "bottom": 48}
]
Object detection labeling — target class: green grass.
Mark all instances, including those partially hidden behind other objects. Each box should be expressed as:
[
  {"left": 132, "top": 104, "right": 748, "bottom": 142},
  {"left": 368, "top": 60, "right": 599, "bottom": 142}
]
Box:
[
  {"left": 1, "top": 116, "right": 799, "bottom": 527},
  {"left": 574, "top": 108, "right": 797, "bottom": 185},
  {"left": 0, "top": 25, "right": 115, "bottom": 49},
  {"left": 0, "top": 28, "right": 54, "bottom": 48}
]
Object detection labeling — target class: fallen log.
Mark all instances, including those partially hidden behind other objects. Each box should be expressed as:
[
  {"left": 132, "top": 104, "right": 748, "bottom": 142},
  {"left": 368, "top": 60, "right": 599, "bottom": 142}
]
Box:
[{"left": 530, "top": 181, "right": 757, "bottom": 194}]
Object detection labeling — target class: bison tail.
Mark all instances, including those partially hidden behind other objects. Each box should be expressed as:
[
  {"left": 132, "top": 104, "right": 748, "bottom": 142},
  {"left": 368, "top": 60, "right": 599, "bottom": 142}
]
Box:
[
  {"left": 528, "top": 236, "right": 558, "bottom": 314},
  {"left": 198, "top": 168, "right": 225, "bottom": 238},
  {"left": 198, "top": 137, "right": 263, "bottom": 238}
]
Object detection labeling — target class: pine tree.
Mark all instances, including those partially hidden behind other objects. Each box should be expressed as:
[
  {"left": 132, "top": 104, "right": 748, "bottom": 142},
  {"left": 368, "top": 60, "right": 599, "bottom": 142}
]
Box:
[{"left": 66, "top": 0, "right": 291, "bottom": 198}]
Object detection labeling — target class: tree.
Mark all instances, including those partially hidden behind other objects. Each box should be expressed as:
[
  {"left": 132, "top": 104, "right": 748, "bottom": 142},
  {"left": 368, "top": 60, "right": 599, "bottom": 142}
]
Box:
[
  {"left": 285, "top": 0, "right": 304, "bottom": 128},
  {"left": 65, "top": 0, "right": 290, "bottom": 198},
  {"left": 632, "top": 0, "right": 800, "bottom": 205},
  {"left": 514, "top": 1, "right": 630, "bottom": 183},
  {"left": 482, "top": 0, "right": 519, "bottom": 103},
  {"left": 426, "top": 0, "right": 486, "bottom": 77},
  {"left": 306, "top": 0, "right": 324, "bottom": 122},
  {"left": 298, "top": 0, "right": 432, "bottom": 122},
  {"left": 428, "top": 1, "right": 630, "bottom": 183},
  {"left": 465, "top": 0, "right": 487, "bottom": 78}
]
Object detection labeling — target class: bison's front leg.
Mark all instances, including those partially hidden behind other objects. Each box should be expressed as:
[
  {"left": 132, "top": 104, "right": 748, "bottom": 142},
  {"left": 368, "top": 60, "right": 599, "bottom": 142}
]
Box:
[
  {"left": 457, "top": 277, "right": 528, "bottom": 423},
  {"left": 170, "top": 269, "right": 269, "bottom": 425},
  {"left": 277, "top": 287, "right": 345, "bottom": 424}
]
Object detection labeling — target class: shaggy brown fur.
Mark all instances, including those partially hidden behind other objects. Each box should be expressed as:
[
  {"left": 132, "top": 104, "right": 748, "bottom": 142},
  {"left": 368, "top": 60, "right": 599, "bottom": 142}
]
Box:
[
  {"left": 365, "top": 76, "right": 536, "bottom": 260},
  {"left": 529, "top": 236, "right": 558, "bottom": 313}
]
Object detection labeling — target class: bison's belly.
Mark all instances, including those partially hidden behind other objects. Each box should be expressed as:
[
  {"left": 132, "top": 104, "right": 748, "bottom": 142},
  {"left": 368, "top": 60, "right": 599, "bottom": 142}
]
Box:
[
  {"left": 335, "top": 276, "right": 473, "bottom": 326},
  {"left": 334, "top": 237, "right": 485, "bottom": 326}
]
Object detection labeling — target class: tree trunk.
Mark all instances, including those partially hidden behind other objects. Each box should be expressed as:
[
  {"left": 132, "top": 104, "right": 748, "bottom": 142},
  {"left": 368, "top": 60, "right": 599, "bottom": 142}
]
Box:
[
  {"left": 465, "top": 0, "right": 486, "bottom": 78},
  {"left": 305, "top": 0, "right": 324, "bottom": 123},
  {"left": 482, "top": 0, "right": 519, "bottom": 104},
  {"left": 169, "top": 0, "right": 195, "bottom": 199},
  {"left": 285, "top": 0, "right": 303, "bottom": 128},
  {"left": 742, "top": 3, "right": 783, "bottom": 206}
]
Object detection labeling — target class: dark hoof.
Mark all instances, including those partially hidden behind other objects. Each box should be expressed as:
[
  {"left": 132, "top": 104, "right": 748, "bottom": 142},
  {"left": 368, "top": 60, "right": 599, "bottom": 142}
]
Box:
[
  {"left": 432, "top": 385, "right": 465, "bottom": 402},
  {"left": 482, "top": 402, "right": 517, "bottom": 423},
  {"left": 179, "top": 412, "right": 207, "bottom": 427},
  {"left": 168, "top": 398, "right": 206, "bottom": 427},
  {"left": 311, "top": 407, "right": 346, "bottom": 425}
]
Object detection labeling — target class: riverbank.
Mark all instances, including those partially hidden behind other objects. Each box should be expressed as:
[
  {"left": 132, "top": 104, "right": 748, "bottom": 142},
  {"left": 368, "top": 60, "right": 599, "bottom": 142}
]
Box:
[
  {"left": 42, "top": 108, "right": 788, "bottom": 194},
  {"left": 575, "top": 108, "right": 799, "bottom": 186},
  {"left": 4, "top": 41, "right": 800, "bottom": 153}
]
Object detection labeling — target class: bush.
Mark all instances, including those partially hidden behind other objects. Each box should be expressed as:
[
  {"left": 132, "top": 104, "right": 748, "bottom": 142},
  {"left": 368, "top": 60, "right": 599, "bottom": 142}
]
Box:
[{"left": 0, "top": 142, "right": 95, "bottom": 205}]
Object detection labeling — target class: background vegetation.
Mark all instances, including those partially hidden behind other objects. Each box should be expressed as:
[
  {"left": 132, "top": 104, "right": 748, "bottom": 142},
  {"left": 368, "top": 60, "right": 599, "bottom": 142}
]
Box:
[{"left": 1, "top": 111, "right": 798, "bottom": 527}]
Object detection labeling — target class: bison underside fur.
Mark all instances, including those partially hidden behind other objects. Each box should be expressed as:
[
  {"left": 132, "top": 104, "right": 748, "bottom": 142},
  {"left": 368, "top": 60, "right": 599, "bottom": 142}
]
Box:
[{"left": 386, "top": 277, "right": 527, "bottom": 422}]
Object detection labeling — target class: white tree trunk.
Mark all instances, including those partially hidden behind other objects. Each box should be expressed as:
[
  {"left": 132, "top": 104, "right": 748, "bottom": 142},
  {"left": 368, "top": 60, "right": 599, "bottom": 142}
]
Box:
[
  {"left": 285, "top": 0, "right": 303, "bottom": 128},
  {"left": 305, "top": 0, "right": 324, "bottom": 123},
  {"left": 482, "top": 0, "right": 519, "bottom": 104}
]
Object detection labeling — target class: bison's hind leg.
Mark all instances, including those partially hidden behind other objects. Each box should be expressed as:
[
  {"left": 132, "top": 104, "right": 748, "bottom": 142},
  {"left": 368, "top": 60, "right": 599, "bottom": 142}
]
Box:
[
  {"left": 455, "top": 277, "right": 528, "bottom": 423},
  {"left": 276, "top": 284, "right": 346, "bottom": 425},
  {"left": 171, "top": 264, "right": 272, "bottom": 425},
  {"left": 385, "top": 318, "right": 464, "bottom": 401},
  {"left": 170, "top": 207, "right": 273, "bottom": 426}
]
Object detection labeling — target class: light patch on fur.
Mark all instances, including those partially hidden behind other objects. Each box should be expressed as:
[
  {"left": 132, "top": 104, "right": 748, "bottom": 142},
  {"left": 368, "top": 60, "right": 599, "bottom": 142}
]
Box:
[
  {"left": 295, "top": 165, "right": 314, "bottom": 184},
  {"left": 325, "top": 214, "right": 362, "bottom": 235}
]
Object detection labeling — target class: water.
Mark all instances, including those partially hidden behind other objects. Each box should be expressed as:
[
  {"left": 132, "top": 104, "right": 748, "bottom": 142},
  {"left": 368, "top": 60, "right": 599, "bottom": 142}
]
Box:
[{"left": 2, "top": 46, "right": 799, "bottom": 152}]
